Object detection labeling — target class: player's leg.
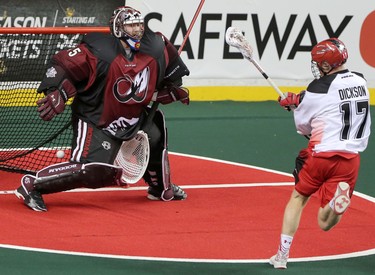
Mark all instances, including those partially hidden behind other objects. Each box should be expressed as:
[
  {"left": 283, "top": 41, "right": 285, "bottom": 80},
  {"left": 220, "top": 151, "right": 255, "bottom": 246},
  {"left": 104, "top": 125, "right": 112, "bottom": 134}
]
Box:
[
  {"left": 317, "top": 155, "right": 359, "bottom": 231},
  {"left": 15, "top": 117, "right": 123, "bottom": 211},
  {"left": 15, "top": 162, "right": 123, "bottom": 212},
  {"left": 270, "top": 149, "right": 317, "bottom": 269},
  {"left": 282, "top": 190, "right": 310, "bottom": 236},
  {"left": 269, "top": 189, "right": 309, "bottom": 268},
  {"left": 142, "top": 109, "right": 187, "bottom": 201}
]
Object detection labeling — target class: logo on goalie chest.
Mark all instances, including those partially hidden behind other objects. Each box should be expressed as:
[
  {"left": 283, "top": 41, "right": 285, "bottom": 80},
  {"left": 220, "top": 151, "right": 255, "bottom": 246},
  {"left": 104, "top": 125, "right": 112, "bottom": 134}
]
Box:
[{"left": 113, "top": 67, "right": 150, "bottom": 103}]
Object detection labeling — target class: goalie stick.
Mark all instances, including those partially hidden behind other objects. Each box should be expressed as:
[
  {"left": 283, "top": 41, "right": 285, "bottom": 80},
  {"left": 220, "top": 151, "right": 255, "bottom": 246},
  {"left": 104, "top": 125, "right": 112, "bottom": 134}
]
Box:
[
  {"left": 114, "top": 130, "right": 149, "bottom": 184},
  {"left": 115, "top": 0, "right": 205, "bottom": 184},
  {"left": 145, "top": 0, "right": 206, "bottom": 124},
  {"left": 178, "top": 0, "right": 206, "bottom": 55}
]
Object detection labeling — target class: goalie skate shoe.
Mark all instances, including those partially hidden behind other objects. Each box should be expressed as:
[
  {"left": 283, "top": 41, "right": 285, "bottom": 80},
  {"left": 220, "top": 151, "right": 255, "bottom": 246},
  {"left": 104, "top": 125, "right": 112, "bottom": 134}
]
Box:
[
  {"left": 14, "top": 175, "right": 47, "bottom": 212},
  {"left": 332, "top": 182, "right": 351, "bottom": 215},
  {"left": 269, "top": 252, "right": 288, "bottom": 269},
  {"left": 147, "top": 183, "right": 187, "bottom": 201}
]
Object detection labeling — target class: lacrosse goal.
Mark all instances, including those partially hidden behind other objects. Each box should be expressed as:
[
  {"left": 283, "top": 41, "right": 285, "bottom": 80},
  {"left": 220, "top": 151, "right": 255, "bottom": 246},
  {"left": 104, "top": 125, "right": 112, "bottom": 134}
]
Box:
[{"left": 0, "top": 27, "right": 109, "bottom": 174}]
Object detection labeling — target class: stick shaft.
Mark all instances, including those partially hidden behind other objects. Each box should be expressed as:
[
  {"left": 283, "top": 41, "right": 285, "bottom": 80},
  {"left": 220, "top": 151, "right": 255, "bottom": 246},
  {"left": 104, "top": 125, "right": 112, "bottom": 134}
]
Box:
[
  {"left": 178, "top": 0, "right": 205, "bottom": 55},
  {"left": 146, "top": 0, "right": 205, "bottom": 127},
  {"left": 247, "top": 58, "right": 285, "bottom": 99},
  {"left": 145, "top": 0, "right": 205, "bottom": 127}
]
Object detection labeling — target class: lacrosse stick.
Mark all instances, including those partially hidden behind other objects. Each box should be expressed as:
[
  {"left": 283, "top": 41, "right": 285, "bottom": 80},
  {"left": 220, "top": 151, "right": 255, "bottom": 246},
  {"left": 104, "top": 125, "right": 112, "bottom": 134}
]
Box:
[
  {"left": 143, "top": 0, "right": 206, "bottom": 128},
  {"left": 225, "top": 27, "right": 312, "bottom": 139},
  {"left": 225, "top": 27, "right": 286, "bottom": 100},
  {"left": 115, "top": 0, "right": 205, "bottom": 184},
  {"left": 178, "top": 0, "right": 205, "bottom": 55},
  {"left": 146, "top": 0, "right": 206, "bottom": 122}
]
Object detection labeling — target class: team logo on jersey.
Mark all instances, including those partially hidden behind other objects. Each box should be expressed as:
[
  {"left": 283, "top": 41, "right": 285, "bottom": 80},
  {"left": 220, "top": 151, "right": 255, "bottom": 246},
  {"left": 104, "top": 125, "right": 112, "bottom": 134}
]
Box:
[
  {"left": 45, "top": 66, "right": 57, "bottom": 78},
  {"left": 113, "top": 67, "right": 149, "bottom": 103}
]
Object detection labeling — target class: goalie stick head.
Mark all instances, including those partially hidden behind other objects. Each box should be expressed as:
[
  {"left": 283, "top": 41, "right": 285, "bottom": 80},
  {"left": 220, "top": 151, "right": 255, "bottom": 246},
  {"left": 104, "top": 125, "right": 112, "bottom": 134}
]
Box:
[
  {"left": 225, "top": 27, "right": 254, "bottom": 60},
  {"left": 114, "top": 130, "right": 150, "bottom": 184}
]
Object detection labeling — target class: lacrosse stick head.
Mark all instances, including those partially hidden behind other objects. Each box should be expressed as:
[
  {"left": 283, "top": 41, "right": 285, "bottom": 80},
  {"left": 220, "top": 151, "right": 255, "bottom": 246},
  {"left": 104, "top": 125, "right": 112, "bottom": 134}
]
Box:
[{"left": 225, "top": 27, "right": 254, "bottom": 60}]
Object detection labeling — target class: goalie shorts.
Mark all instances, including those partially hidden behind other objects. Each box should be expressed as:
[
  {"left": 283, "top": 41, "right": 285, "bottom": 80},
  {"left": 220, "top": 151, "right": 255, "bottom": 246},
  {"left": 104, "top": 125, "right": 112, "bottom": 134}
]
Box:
[
  {"left": 70, "top": 117, "right": 122, "bottom": 164},
  {"left": 293, "top": 148, "right": 360, "bottom": 208},
  {"left": 69, "top": 115, "right": 164, "bottom": 165}
]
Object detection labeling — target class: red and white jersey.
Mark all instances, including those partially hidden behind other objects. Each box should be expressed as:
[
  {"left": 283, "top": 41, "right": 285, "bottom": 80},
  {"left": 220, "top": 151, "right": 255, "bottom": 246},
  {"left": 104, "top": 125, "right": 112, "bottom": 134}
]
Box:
[{"left": 294, "top": 69, "right": 371, "bottom": 154}]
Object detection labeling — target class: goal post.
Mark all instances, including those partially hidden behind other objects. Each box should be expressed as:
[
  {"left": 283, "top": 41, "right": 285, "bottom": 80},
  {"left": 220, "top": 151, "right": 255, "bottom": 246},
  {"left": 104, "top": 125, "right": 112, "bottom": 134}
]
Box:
[{"left": 0, "top": 27, "right": 109, "bottom": 174}]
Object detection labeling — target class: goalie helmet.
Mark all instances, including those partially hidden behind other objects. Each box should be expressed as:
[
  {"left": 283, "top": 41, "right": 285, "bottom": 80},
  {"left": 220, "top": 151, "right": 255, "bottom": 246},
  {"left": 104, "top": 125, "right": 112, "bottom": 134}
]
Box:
[
  {"left": 109, "top": 6, "right": 144, "bottom": 51},
  {"left": 310, "top": 38, "right": 348, "bottom": 79}
]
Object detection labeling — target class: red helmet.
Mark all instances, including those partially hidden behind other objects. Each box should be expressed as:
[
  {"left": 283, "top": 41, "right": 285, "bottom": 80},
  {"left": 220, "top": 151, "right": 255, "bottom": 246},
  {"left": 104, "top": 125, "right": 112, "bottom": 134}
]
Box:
[{"left": 311, "top": 38, "right": 348, "bottom": 69}]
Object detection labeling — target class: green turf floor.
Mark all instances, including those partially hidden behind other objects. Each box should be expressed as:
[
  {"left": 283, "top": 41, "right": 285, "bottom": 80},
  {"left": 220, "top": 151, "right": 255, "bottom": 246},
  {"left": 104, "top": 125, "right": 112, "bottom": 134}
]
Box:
[
  {"left": 1, "top": 101, "right": 374, "bottom": 274},
  {"left": 164, "top": 101, "right": 375, "bottom": 197}
]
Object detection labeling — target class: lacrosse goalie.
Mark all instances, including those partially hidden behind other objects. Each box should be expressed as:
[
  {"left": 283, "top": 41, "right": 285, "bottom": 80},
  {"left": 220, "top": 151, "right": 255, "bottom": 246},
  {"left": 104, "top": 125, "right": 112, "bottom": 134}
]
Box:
[{"left": 15, "top": 6, "right": 189, "bottom": 212}]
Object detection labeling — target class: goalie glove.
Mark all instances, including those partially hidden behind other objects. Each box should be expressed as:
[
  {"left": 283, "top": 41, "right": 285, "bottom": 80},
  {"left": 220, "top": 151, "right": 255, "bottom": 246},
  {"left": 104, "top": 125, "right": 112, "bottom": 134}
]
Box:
[
  {"left": 278, "top": 91, "right": 305, "bottom": 111},
  {"left": 37, "top": 79, "right": 77, "bottom": 121},
  {"left": 154, "top": 86, "right": 189, "bottom": 105}
]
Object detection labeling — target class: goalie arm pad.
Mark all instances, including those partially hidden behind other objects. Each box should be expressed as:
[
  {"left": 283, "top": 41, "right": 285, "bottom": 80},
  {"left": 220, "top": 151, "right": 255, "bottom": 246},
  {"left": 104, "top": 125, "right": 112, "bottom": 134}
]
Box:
[
  {"left": 160, "top": 33, "right": 190, "bottom": 86},
  {"left": 164, "top": 55, "right": 190, "bottom": 86}
]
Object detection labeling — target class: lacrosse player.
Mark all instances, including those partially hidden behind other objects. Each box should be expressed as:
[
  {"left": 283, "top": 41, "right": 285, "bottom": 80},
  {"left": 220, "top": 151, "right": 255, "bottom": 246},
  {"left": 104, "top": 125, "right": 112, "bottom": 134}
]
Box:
[
  {"left": 15, "top": 6, "right": 189, "bottom": 212},
  {"left": 270, "top": 38, "right": 371, "bottom": 269}
]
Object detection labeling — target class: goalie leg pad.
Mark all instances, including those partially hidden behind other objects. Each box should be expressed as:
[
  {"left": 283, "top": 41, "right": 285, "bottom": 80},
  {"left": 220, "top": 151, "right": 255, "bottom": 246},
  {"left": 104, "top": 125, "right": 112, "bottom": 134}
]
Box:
[
  {"left": 143, "top": 110, "right": 169, "bottom": 190},
  {"left": 142, "top": 110, "right": 180, "bottom": 200},
  {"left": 34, "top": 162, "right": 122, "bottom": 194}
]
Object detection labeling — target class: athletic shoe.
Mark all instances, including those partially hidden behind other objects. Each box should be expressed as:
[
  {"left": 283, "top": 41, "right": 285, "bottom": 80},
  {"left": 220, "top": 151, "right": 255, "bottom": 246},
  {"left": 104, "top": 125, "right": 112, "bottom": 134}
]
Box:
[
  {"left": 14, "top": 175, "right": 47, "bottom": 212},
  {"left": 147, "top": 183, "right": 187, "bottom": 201},
  {"left": 269, "top": 252, "right": 288, "bottom": 269},
  {"left": 332, "top": 182, "right": 351, "bottom": 215}
]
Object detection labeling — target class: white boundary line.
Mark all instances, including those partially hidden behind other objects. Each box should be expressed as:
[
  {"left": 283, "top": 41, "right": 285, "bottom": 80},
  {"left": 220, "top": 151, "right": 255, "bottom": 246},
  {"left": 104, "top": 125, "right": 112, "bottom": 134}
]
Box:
[
  {"left": 0, "top": 244, "right": 374, "bottom": 264},
  {"left": 2, "top": 182, "right": 374, "bottom": 203},
  {"left": 1, "top": 152, "right": 374, "bottom": 262},
  {"left": 0, "top": 182, "right": 294, "bottom": 195}
]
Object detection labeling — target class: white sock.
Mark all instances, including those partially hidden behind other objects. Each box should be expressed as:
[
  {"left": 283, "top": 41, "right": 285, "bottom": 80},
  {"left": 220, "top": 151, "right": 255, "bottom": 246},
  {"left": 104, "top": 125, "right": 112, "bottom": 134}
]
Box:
[
  {"left": 279, "top": 234, "right": 293, "bottom": 255},
  {"left": 329, "top": 198, "right": 335, "bottom": 210}
]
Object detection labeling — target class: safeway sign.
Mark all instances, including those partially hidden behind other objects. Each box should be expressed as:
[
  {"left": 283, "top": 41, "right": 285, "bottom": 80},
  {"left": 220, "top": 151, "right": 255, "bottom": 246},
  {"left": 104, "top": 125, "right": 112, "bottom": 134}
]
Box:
[
  {"left": 1, "top": 0, "right": 374, "bottom": 87},
  {"left": 128, "top": 0, "right": 375, "bottom": 87}
]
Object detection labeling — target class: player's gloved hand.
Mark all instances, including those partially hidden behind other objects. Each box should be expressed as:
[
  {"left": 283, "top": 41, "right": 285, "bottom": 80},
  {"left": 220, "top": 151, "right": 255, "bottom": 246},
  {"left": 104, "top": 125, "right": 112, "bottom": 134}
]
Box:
[
  {"left": 37, "top": 79, "right": 77, "bottom": 121},
  {"left": 278, "top": 92, "right": 301, "bottom": 111},
  {"left": 37, "top": 90, "right": 66, "bottom": 121},
  {"left": 155, "top": 86, "right": 189, "bottom": 105}
]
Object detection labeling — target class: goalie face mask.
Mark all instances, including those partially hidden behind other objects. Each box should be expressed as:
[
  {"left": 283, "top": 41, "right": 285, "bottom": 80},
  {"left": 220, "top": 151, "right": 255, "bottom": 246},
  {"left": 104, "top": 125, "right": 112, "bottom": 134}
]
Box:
[
  {"left": 110, "top": 6, "right": 144, "bottom": 51},
  {"left": 310, "top": 38, "right": 348, "bottom": 78}
]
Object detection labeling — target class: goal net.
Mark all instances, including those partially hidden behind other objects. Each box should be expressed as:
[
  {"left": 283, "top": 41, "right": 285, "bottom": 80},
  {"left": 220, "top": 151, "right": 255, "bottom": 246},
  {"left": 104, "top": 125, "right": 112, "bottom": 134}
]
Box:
[{"left": 0, "top": 27, "right": 109, "bottom": 174}]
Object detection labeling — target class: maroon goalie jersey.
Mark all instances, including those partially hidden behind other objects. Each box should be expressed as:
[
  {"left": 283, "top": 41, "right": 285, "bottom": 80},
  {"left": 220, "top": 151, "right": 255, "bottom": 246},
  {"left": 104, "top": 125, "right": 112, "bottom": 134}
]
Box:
[{"left": 49, "top": 29, "right": 181, "bottom": 137}]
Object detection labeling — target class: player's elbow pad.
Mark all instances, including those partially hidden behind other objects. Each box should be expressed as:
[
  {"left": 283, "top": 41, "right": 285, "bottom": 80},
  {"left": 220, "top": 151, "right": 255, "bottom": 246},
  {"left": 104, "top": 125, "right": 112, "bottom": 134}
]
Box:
[
  {"left": 37, "top": 64, "right": 77, "bottom": 101},
  {"left": 164, "top": 55, "right": 190, "bottom": 85}
]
